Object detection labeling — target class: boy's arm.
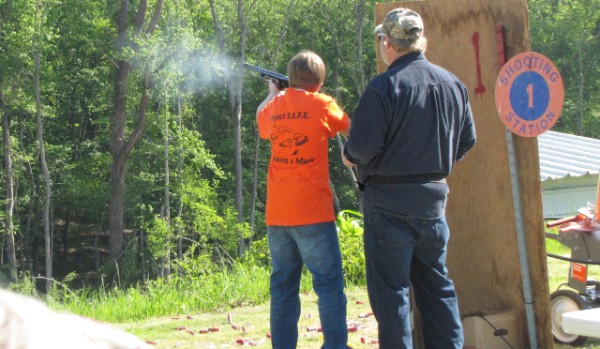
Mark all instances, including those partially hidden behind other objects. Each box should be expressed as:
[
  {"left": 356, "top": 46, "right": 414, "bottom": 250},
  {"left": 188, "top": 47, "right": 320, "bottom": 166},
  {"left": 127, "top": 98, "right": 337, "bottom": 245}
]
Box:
[
  {"left": 338, "top": 118, "right": 350, "bottom": 137},
  {"left": 256, "top": 79, "right": 285, "bottom": 118}
]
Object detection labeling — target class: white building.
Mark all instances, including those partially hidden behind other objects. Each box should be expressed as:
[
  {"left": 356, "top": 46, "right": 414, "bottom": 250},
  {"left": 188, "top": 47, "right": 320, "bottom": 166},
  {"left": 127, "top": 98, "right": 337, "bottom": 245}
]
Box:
[{"left": 538, "top": 131, "right": 600, "bottom": 218}]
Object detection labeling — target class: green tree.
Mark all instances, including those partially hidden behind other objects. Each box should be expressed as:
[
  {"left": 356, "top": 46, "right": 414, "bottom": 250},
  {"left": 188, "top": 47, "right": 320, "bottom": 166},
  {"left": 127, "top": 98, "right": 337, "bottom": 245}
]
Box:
[
  {"left": 0, "top": 0, "right": 35, "bottom": 282},
  {"left": 528, "top": 0, "right": 600, "bottom": 137},
  {"left": 0, "top": 0, "right": 476, "bottom": 288}
]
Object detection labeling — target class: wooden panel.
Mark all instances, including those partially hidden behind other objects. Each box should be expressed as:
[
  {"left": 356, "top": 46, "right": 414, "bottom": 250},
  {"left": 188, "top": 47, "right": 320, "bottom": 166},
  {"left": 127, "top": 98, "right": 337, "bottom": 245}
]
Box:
[{"left": 374, "top": 1, "right": 552, "bottom": 348}]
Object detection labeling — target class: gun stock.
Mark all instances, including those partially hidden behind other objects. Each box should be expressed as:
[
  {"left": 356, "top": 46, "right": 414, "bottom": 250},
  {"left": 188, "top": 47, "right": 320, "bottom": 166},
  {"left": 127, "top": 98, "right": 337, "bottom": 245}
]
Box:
[{"left": 243, "top": 63, "right": 289, "bottom": 89}]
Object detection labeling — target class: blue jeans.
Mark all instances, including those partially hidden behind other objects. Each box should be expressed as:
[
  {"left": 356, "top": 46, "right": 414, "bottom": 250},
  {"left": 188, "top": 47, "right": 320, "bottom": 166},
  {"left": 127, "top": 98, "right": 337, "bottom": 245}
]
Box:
[
  {"left": 267, "top": 222, "right": 348, "bottom": 349},
  {"left": 363, "top": 207, "right": 463, "bottom": 349}
]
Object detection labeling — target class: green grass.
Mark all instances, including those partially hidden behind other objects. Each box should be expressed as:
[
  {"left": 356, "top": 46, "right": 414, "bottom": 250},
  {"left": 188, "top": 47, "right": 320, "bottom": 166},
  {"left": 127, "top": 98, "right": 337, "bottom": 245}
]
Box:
[
  {"left": 11, "top": 228, "right": 600, "bottom": 348},
  {"left": 114, "top": 236, "right": 600, "bottom": 349},
  {"left": 117, "top": 286, "right": 379, "bottom": 349},
  {"left": 53, "top": 263, "right": 302, "bottom": 323},
  {"left": 110, "top": 235, "right": 600, "bottom": 349}
]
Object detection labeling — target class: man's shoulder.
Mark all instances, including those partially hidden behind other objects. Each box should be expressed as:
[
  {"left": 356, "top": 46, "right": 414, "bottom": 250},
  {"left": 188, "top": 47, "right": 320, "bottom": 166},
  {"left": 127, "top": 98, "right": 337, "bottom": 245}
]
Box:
[
  {"left": 421, "top": 60, "right": 464, "bottom": 83},
  {"left": 366, "top": 72, "right": 394, "bottom": 92}
]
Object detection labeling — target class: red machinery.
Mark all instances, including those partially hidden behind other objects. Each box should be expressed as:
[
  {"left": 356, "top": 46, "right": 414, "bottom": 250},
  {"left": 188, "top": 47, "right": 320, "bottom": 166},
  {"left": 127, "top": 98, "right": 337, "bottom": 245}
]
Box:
[{"left": 546, "top": 206, "right": 600, "bottom": 345}]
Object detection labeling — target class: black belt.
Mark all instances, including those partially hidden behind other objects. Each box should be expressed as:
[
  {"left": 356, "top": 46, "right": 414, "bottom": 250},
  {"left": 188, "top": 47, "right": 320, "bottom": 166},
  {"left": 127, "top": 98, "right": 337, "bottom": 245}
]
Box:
[{"left": 357, "top": 174, "right": 446, "bottom": 191}]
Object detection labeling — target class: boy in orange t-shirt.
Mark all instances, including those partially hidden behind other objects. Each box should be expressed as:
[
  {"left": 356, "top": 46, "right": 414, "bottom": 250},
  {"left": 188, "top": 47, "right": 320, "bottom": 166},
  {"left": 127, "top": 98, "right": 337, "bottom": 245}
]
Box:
[{"left": 256, "top": 51, "right": 350, "bottom": 349}]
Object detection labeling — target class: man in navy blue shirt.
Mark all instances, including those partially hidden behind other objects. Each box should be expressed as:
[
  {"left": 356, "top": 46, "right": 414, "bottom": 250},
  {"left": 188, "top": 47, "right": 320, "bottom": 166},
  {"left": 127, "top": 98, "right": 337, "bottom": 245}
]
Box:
[{"left": 342, "top": 7, "right": 476, "bottom": 349}]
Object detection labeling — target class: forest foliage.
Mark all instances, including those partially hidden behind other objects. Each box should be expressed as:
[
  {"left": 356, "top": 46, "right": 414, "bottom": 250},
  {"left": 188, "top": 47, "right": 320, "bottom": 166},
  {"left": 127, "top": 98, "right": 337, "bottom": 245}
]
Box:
[{"left": 0, "top": 0, "right": 599, "bottom": 290}]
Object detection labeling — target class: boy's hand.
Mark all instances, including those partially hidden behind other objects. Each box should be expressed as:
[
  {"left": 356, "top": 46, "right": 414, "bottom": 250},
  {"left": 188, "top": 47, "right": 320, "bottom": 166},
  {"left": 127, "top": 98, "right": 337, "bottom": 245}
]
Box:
[
  {"left": 256, "top": 79, "right": 285, "bottom": 115},
  {"left": 267, "top": 78, "right": 285, "bottom": 93}
]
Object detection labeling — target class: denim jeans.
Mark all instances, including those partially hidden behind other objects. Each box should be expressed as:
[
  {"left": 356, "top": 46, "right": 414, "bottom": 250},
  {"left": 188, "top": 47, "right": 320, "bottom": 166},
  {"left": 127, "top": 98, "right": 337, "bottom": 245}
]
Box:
[
  {"left": 267, "top": 222, "right": 348, "bottom": 349},
  {"left": 363, "top": 207, "right": 463, "bottom": 349}
]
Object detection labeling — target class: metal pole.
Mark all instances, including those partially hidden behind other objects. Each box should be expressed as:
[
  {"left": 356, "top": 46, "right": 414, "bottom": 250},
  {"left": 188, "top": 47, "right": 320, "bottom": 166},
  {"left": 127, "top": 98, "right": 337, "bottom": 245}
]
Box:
[
  {"left": 505, "top": 129, "right": 538, "bottom": 349},
  {"left": 595, "top": 172, "right": 600, "bottom": 222}
]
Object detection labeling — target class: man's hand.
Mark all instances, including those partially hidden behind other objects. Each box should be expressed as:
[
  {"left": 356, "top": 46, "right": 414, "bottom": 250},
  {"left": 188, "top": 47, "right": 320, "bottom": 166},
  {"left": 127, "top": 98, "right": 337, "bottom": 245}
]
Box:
[{"left": 341, "top": 149, "right": 356, "bottom": 168}]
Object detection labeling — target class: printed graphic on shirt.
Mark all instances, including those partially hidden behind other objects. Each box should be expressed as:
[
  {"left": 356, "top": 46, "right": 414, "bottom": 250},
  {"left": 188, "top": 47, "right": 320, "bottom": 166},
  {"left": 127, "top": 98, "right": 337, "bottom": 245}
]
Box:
[
  {"left": 270, "top": 126, "right": 309, "bottom": 156},
  {"left": 269, "top": 111, "right": 310, "bottom": 121},
  {"left": 270, "top": 126, "right": 316, "bottom": 166}
]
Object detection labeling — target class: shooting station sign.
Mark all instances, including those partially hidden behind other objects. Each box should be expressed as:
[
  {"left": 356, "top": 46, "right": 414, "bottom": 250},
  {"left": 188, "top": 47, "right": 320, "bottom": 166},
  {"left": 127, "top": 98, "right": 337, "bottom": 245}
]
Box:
[{"left": 495, "top": 52, "right": 564, "bottom": 137}]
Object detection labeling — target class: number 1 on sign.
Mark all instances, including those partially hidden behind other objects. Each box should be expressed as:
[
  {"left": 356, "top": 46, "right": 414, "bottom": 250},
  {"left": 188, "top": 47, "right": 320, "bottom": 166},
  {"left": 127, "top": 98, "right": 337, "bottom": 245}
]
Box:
[{"left": 526, "top": 84, "right": 534, "bottom": 108}]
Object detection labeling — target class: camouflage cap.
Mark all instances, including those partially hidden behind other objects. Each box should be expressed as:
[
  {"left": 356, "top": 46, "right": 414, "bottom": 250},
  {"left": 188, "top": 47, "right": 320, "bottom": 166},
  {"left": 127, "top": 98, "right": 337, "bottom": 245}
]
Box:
[{"left": 374, "top": 8, "right": 424, "bottom": 41}]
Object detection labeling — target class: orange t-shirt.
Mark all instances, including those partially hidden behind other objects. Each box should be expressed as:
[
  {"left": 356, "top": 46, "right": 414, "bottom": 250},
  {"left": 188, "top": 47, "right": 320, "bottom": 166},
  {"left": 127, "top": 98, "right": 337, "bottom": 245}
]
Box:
[{"left": 257, "top": 88, "right": 350, "bottom": 226}]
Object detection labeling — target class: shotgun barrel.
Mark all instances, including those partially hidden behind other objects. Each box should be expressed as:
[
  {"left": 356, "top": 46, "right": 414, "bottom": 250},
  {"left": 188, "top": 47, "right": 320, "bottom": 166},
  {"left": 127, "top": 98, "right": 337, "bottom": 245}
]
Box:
[{"left": 243, "top": 63, "right": 289, "bottom": 89}]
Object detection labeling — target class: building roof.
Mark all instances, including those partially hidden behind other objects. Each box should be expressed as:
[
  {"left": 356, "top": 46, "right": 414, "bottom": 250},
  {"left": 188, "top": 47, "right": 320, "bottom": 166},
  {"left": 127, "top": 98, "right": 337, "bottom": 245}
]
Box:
[{"left": 538, "top": 130, "right": 600, "bottom": 181}]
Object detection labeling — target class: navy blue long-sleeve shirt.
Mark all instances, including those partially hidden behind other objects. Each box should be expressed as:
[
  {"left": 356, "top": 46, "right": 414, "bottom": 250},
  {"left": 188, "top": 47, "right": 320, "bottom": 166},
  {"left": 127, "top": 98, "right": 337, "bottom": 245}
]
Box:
[{"left": 344, "top": 52, "right": 476, "bottom": 219}]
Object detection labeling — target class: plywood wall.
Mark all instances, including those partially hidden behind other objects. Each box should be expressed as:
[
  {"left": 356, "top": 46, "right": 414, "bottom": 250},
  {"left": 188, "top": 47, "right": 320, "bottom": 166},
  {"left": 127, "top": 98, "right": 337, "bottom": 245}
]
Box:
[{"left": 374, "top": 1, "right": 552, "bottom": 348}]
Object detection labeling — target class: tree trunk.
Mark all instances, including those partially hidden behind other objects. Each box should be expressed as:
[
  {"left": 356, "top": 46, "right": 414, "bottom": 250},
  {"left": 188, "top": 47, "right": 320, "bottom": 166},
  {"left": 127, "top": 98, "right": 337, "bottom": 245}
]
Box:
[
  {"left": 109, "top": 67, "right": 151, "bottom": 262},
  {"left": 250, "top": 133, "right": 260, "bottom": 233},
  {"left": 108, "top": 0, "right": 163, "bottom": 262},
  {"left": 330, "top": 180, "right": 341, "bottom": 215},
  {"left": 232, "top": 81, "right": 244, "bottom": 256},
  {"left": 108, "top": 54, "right": 130, "bottom": 261},
  {"left": 332, "top": 65, "right": 362, "bottom": 212},
  {"left": 1, "top": 91, "right": 18, "bottom": 282},
  {"left": 25, "top": 160, "right": 36, "bottom": 274},
  {"left": 328, "top": 1, "right": 366, "bottom": 212},
  {"left": 354, "top": 0, "right": 367, "bottom": 92},
  {"left": 33, "top": 0, "right": 53, "bottom": 293},
  {"left": 234, "top": 0, "right": 247, "bottom": 256},
  {"left": 176, "top": 94, "right": 184, "bottom": 263},
  {"left": 325, "top": 0, "right": 367, "bottom": 97},
  {"left": 162, "top": 93, "right": 171, "bottom": 277},
  {"left": 108, "top": 0, "right": 131, "bottom": 262},
  {"left": 140, "top": 229, "right": 146, "bottom": 283},
  {"left": 208, "top": 0, "right": 250, "bottom": 256}
]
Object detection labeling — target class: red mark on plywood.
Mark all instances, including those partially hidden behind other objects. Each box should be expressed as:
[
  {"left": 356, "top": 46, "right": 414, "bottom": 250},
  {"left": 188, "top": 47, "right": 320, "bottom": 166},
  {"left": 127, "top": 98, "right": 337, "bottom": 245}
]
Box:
[
  {"left": 471, "top": 32, "right": 486, "bottom": 97},
  {"left": 495, "top": 25, "right": 506, "bottom": 67}
]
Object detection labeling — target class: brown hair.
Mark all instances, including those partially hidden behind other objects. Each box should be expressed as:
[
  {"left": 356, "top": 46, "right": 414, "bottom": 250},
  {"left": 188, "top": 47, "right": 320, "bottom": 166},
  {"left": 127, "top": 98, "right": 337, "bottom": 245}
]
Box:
[
  {"left": 389, "top": 35, "right": 428, "bottom": 54},
  {"left": 287, "top": 51, "right": 326, "bottom": 92}
]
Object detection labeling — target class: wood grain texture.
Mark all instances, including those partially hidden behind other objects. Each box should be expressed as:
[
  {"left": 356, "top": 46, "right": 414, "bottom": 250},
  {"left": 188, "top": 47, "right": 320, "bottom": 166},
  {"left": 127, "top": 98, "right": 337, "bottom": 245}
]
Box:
[{"left": 374, "top": 1, "right": 552, "bottom": 347}]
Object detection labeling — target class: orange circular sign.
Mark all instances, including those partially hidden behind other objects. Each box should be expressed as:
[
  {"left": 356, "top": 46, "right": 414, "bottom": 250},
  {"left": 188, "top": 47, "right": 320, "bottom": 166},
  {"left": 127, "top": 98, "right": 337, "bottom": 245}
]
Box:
[{"left": 495, "top": 52, "right": 564, "bottom": 137}]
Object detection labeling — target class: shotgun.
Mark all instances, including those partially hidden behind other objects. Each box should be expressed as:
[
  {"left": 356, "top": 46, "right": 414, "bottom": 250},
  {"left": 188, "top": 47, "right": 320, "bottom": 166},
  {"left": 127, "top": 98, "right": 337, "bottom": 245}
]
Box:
[{"left": 243, "top": 63, "right": 289, "bottom": 90}]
